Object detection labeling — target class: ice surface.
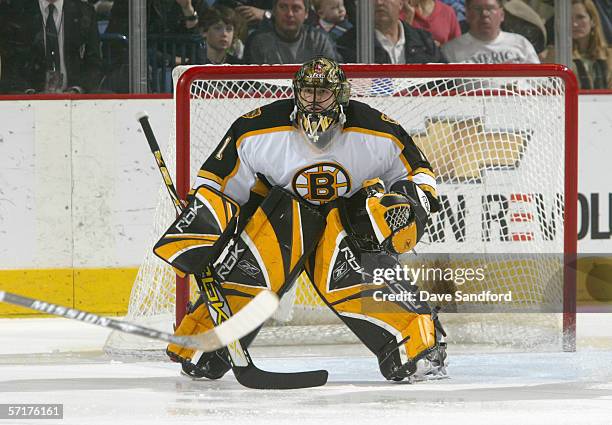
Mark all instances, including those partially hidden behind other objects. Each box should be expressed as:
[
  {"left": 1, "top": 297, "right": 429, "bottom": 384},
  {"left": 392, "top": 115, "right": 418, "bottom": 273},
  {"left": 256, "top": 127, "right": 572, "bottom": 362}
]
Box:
[{"left": 1, "top": 315, "right": 612, "bottom": 425}]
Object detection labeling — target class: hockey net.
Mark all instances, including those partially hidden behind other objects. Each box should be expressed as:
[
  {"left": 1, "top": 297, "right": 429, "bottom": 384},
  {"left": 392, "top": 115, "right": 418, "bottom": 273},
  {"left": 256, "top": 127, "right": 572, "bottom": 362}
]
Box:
[{"left": 104, "top": 64, "right": 577, "bottom": 357}]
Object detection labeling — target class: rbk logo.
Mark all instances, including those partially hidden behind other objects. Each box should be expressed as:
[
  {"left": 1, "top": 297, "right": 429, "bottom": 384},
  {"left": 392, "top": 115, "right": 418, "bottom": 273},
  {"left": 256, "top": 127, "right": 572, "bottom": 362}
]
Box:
[
  {"left": 340, "top": 246, "right": 363, "bottom": 274},
  {"left": 175, "top": 199, "right": 203, "bottom": 233},
  {"left": 217, "top": 243, "right": 245, "bottom": 280}
]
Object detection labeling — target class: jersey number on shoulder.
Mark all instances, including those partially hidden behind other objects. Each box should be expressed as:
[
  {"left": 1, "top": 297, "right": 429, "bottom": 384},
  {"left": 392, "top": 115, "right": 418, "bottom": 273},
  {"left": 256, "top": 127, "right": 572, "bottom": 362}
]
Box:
[{"left": 292, "top": 162, "right": 351, "bottom": 205}]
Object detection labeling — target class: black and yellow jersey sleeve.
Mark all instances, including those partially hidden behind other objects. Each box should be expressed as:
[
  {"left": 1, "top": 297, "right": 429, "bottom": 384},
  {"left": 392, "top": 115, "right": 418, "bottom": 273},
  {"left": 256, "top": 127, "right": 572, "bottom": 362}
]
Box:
[{"left": 343, "top": 100, "right": 440, "bottom": 212}]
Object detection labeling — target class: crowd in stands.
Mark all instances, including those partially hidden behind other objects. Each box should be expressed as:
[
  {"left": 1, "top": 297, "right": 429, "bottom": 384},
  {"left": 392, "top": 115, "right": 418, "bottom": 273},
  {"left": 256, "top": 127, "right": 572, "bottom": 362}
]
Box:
[{"left": 0, "top": 0, "right": 610, "bottom": 94}]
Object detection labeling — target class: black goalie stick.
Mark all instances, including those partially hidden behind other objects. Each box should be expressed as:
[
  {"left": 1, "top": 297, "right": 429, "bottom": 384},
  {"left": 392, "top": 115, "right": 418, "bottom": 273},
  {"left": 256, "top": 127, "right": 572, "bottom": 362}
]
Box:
[
  {"left": 137, "top": 112, "right": 328, "bottom": 389},
  {"left": 0, "top": 290, "right": 278, "bottom": 353}
]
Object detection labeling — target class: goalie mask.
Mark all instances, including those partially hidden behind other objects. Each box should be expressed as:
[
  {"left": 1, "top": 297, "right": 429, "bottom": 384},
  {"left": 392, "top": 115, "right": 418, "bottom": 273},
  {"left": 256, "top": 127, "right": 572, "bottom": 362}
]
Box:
[{"left": 291, "top": 57, "right": 350, "bottom": 149}]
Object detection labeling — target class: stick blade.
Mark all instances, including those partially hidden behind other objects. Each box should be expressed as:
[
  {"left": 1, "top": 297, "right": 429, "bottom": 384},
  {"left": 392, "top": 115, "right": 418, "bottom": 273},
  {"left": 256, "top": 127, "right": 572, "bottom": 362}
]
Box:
[{"left": 234, "top": 366, "right": 329, "bottom": 389}]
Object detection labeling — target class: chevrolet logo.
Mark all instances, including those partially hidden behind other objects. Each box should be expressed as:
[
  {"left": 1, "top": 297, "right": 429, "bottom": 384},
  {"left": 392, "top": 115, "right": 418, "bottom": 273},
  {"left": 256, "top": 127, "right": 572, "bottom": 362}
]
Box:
[{"left": 411, "top": 117, "right": 531, "bottom": 182}]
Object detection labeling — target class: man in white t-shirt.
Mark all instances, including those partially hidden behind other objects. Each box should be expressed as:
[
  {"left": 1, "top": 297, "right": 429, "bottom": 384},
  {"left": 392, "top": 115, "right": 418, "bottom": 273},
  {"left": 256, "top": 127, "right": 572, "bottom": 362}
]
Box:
[{"left": 441, "top": 0, "right": 539, "bottom": 63}]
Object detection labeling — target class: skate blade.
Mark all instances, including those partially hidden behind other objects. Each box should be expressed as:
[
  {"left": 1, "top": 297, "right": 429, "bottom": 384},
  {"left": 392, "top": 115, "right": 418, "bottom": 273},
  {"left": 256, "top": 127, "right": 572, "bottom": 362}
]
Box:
[
  {"left": 180, "top": 369, "right": 212, "bottom": 381},
  {"left": 407, "top": 359, "right": 449, "bottom": 383},
  {"left": 408, "top": 370, "right": 449, "bottom": 383}
]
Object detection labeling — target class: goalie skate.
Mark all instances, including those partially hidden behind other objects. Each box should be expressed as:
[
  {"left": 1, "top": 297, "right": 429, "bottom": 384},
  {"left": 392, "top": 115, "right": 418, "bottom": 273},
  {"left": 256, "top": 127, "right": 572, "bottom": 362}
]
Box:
[
  {"left": 174, "top": 348, "right": 232, "bottom": 381},
  {"left": 408, "top": 343, "right": 448, "bottom": 383},
  {"left": 399, "top": 343, "right": 448, "bottom": 383}
]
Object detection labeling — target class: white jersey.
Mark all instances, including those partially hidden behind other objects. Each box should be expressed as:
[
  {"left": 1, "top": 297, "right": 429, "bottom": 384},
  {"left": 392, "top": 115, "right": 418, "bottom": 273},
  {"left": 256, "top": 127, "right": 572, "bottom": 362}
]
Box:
[
  {"left": 441, "top": 31, "right": 540, "bottom": 64},
  {"left": 193, "top": 99, "right": 438, "bottom": 210}
]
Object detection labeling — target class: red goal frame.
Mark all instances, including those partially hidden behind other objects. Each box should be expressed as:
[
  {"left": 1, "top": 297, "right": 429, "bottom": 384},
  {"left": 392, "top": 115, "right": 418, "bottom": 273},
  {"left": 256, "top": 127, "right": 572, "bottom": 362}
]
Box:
[{"left": 174, "top": 64, "right": 578, "bottom": 351}]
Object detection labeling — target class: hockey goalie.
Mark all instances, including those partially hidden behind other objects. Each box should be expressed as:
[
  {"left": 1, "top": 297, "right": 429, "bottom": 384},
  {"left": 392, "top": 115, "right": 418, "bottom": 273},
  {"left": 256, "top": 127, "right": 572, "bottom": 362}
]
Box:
[{"left": 155, "top": 56, "right": 447, "bottom": 383}]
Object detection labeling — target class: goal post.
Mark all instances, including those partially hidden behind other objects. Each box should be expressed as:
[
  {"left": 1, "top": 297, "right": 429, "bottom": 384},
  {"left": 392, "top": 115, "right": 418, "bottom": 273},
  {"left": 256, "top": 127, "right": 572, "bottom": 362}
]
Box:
[{"left": 104, "top": 64, "right": 578, "bottom": 357}]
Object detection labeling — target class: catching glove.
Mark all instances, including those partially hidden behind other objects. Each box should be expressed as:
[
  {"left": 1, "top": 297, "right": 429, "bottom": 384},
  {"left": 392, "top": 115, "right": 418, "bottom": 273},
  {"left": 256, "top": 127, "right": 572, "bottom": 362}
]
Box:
[{"left": 363, "top": 181, "right": 418, "bottom": 254}]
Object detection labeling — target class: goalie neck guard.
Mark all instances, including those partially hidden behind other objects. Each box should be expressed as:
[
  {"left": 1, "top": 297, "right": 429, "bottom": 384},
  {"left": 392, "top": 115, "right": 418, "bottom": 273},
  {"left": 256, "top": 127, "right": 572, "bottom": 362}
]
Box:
[{"left": 291, "top": 56, "right": 350, "bottom": 149}]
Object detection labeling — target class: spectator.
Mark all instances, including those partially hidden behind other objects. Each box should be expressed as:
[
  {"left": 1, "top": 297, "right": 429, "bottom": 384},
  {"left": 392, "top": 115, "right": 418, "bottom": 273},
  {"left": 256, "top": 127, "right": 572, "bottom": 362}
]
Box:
[
  {"left": 197, "top": 6, "right": 242, "bottom": 64},
  {"left": 501, "top": 0, "right": 547, "bottom": 55},
  {"left": 441, "top": 0, "right": 540, "bottom": 63},
  {"left": 337, "top": 0, "right": 446, "bottom": 63},
  {"left": 4, "top": 0, "right": 103, "bottom": 93},
  {"left": 194, "top": 1, "right": 275, "bottom": 32},
  {"left": 402, "top": 0, "right": 462, "bottom": 45},
  {"left": 243, "top": 0, "right": 339, "bottom": 64},
  {"left": 312, "top": 0, "right": 353, "bottom": 42},
  {"left": 544, "top": 0, "right": 611, "bottom": 52},
  {"left": 559, "top": 0, "right": 611, "bottom": 89},
  {"left": 231, "top": 0, "right": 275, "bottom": 29},
  {"left": 204, "top": 3, "right": 250, "bottom": 58}
]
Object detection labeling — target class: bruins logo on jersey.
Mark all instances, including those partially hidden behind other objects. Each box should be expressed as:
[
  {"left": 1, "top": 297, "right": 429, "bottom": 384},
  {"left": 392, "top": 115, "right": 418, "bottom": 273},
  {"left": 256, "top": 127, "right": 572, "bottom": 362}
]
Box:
[
  {"left": 292, "top": 162, "right": 351, "bottom": 205},
  {"left": 381, "top": 113, "right": 399, "bottom": 125},
  {"left": 242, "top": 108, "right": 262, "bottom": 119}
]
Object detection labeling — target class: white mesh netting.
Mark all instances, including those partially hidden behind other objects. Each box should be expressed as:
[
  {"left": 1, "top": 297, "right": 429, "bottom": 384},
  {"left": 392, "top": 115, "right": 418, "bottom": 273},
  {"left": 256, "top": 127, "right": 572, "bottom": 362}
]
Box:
[{"left": 104, "top": 65, "right": 575, "bottom": 357}]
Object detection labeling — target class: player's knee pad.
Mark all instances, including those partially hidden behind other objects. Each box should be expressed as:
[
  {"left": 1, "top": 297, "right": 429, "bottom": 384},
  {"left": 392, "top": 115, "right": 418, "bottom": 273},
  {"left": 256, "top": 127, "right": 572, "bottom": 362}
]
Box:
[
  {"left": 216, "top": 186, "right": 325, "bottom": 297},
  {"left": 166, "top": 296, "right": 213, "bottom": 364}
]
